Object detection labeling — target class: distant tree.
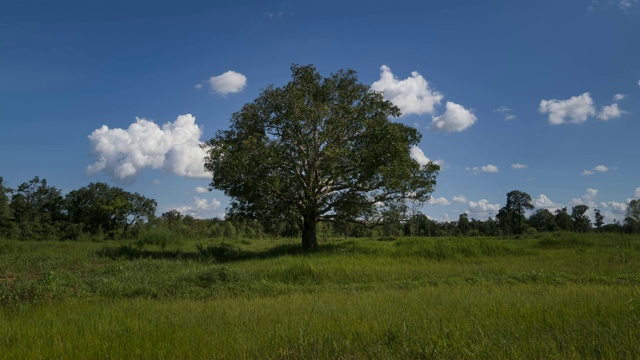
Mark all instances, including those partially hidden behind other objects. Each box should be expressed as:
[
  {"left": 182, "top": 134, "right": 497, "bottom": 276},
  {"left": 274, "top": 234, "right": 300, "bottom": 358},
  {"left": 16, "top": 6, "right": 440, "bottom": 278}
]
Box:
[
  {"left": 458, "top": 213, "right": 470, "bottom": 236},
  {"left": 65, "top": 182, "right": 156, "bottom": 238},
  {"left": 10, "top": 177, "right": 66, "bottom": 240},
  {"left": 222, "top": 221, "right": 237, "bottom": 238},
  {"left": 528, "top": 209, "right": 557, "bottom": 232},
  {"left": 0, "top": 177, "right": 14, "bottom": 237},
  {"left": 625, "top": 199, "right": 640, "bottom": 233},
  {"left": 497, "top": 190, "right": 534, "bottom": 235},
  {"left": 203, "top": 64, "right": 439, "bottom": 251},
  {"left": 594, "top": 209, "right": 604, "bottom": 229},
  {"left": 554, "top": 207, "right": 573, "bottom": 231},
  {"left": 571, "top": 204, "right": 591, "bottom": 233}
]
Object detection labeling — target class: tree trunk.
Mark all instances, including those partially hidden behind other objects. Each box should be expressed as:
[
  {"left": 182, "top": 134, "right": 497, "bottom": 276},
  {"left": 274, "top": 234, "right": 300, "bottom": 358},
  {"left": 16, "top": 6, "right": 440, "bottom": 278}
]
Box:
[{"left": 301, "top": 215, "right": 317, "bottom": 252}]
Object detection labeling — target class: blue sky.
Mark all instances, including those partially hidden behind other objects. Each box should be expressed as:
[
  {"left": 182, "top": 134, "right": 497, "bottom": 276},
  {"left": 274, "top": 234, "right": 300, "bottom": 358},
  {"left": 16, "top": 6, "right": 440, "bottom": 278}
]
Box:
[{"left": 1, "top": 0, "right": 639, "bottom": 223}]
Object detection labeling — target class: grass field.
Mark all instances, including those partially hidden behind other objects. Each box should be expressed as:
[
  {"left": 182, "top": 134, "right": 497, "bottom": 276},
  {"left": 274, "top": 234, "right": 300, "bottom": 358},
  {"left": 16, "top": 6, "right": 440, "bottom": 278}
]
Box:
[{"left": 1, "top": 232, "right": 639, "bottom": 359}]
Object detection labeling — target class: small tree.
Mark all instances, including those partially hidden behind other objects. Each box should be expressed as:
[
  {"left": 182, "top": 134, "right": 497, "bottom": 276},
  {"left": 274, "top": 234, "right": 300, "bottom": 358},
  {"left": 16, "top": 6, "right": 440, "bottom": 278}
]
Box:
[
  {"left": 594, "top": 209, "right": 604, "bottom": 229},
  {"left": 203, "top": 64, "right": 439, "bottom": 251}
]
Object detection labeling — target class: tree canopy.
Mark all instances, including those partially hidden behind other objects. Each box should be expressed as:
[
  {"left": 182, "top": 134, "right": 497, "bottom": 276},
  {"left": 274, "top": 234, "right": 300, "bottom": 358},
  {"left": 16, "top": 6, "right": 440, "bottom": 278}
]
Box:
[{"left": 203, "top": 64, "right": 439, "bottom": 250}]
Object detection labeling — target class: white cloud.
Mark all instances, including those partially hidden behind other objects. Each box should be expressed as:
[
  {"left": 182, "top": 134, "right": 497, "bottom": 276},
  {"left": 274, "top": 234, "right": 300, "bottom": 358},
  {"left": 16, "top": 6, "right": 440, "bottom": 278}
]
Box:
[
  {"left": 600, "top": 201, "right": 628, "bottom": 214},
  {"left": 613, "top": 93, "right": 627, "bottom": 101},
  {"left": 481, "top": 164, "right": 499, "bottom": 173},
  {"left": 428, "top": 197, "right": 451, "bottom": 206},
  {"left": 582, "top": 165, "right": 609, "bottom": 175},
  {"left": 195, "top": 186, "right": 209, "bottom": 193},
  {"left": 619, "top": 0, "right": 638, "bottom": 11},
  {"left": 495, "top": 106, "right": 517, "bottom": 121},
  {"left": 370, "top": 65, "right": 443, "bottom": 116},
  {"left": 431, "top": 101, "right": 477, "bottom": 132},
  {"left": 409, "top": 145, "right": 444, "bottom": 167},
  {"left": 533, "top": 194, "right": 561, "bottom": 211},
  {"left": 194, "top": 83, "right": 203, "bottom": 90},
  {"left": 466, "top": 164, "right": 499, "bottom": 174},
  {"left": 539, "top": 92, "right": 596, "bottom": 125},
  {"left": 410, "top": 146, "right": 430, "bottom": 166},
  {"left": 635, "top": 187, "right": 640, "bottom": 198},
  {"left": 453, "top": 195, "right": 467, "bottom": 204},
  {"left": 207, "top": 70, "right": 247, "bottom": 95},
  {"left": 172, "top": 196, "right": 222, "bottom": 219},
  {"left": 597, "top": 103, "right": 623, "bottom": 120},
  {"left": 585, "top": 188, "right": 598, "bottom": 200},
  {"left": 87, "top": 114, "right": 209, "bottom": 182},
  {"left": 467, "top": 199, "right": 501, "bottom": 218},
  {"left": 511, "top": 163, "right": 528, "bottom": 169}
]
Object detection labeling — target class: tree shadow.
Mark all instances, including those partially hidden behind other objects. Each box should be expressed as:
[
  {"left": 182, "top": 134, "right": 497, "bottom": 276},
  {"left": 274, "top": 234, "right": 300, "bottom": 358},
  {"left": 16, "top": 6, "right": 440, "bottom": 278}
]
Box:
[
  {"left": 96, "top": 242, "right": 321, "bottom": 263},
  {"left": 95, "top": 237, "right": 379, "bottom": 263}
]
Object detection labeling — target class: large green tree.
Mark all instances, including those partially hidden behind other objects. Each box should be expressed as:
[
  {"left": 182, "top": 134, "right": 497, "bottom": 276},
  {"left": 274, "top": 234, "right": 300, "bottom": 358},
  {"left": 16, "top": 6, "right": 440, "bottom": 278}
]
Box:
[
  {"left": 497, "top": 190, "right": 534, "bottom": 235},
  {"left": 203, "top": 65, "right": 439, "bottom": 251},
  {"left": 65, "top": 182, "right": 157, "bottom": 237}
]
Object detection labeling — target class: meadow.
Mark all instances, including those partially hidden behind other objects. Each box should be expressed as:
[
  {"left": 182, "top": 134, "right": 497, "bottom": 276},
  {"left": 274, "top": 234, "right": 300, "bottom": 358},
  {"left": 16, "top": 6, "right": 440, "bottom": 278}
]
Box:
[{"left": 1, "top": 232, "right": 639, "bottom": 359}]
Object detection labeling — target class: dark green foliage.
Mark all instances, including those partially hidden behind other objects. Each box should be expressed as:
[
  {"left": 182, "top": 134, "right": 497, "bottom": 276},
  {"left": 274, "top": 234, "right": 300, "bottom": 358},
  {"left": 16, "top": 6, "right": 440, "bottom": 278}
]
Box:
[
  {"left": 555, "top": 207, "right": 574, "bottom": 231},
  {"left": 529, "top": 209, "right": 557, "bottom": 232},
  {"left": 626, "top": 199, "right": 640, "bottom": 233},
  {"left": 65, "top": 182, "right": 156, "bottom": 239},
  {"left": 571, "top": 204, "right": 591, "bottom": 233},
  {"left": 9, "top": 177, "right": 66, "bottom": 240},
  {"left": 497, "top": 190, "right": 534, "bottom": 235},
  {"left": 203, "top": 64, "right": 439, "bottom": 251},
  {"left": 594, "top": 209, "right": 604, "bottom": 229}
]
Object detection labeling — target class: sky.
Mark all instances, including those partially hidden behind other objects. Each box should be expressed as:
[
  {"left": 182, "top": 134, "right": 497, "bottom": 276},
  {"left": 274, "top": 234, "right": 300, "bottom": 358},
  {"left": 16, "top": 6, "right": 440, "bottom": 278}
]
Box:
[{"left": 1, "top": 0, "right": 639, "bottom": 224}]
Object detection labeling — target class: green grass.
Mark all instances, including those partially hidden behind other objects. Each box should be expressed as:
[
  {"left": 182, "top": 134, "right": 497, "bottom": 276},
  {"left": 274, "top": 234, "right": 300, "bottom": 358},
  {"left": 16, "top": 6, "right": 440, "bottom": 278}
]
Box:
[{"left": 1, "top": 233, "right": 640, "bottom": 358}]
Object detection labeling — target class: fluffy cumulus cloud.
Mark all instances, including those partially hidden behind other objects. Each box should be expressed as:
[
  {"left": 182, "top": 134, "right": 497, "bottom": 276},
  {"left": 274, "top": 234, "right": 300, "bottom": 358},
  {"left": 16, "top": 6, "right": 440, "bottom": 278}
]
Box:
[
  {"left": 431, "top": 101, "right": 477, "bottom": 132},
  {"left": 539, "top": 92, "right": 596, "bottom": 125},
  {"left": 614, "top": 93, "right": 627, "bottom": 101},
  {"left": 428, "top": 197, "right": 451, "bottom": 206},
  {"left": 597, "top": 103, "right": 623, "bottom": 120},
  {"left": 409, "top": 145, "right": 444, "bottom": 167},
  {"left": 195, "top": 186, "right": 209, "bottom": 194},
  {"left": 453, "top": 195, "right": 467, "bottom": 204},
  {"left": 206, "top": 70, "right": 247, "bottom": 95},
  {"left": 370, "top": 65, "right": 443, "bottom": 116},
  {"left": 511, "top": 163, "right": 528, "bottom": 170},
  {"left": 582, "top": 165, "right": 609, "bottom": 175},
  {"left": 87, "top": 114, "right": 209, "bottom": 182},
  {"left": 533, "top": 194, "right": 561, "bottom": 211},
  {"left": 466, "top": 199, "right": 501, "bottom": 218},
  {"left": 172, "top": 196, "right": 222, "bottom": 219}
]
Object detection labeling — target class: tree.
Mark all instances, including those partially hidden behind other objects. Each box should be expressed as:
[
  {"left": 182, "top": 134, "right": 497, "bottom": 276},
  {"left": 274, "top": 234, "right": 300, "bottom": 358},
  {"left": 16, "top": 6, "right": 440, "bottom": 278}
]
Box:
[
  {"left": 625, "top": 199, "right": 640, "bottom": 233},
  {"left": 571, "top": 204, "right": 591, "bottom": 233},
  {"left": 497, "top": 190, "right": 534, "bottom": 235},
  {"left": 554, "top": 207, "right": 573, "bottom": 231},
  {"left": 594, "top": 209, "right": 604, "bottom": 229},
  {"left": 9, "top": 177, "right": 66, "bottom": 240},
  {"left": 457, "top": 213, "right": 470, "bottom": 236},
  {"left": 528, "top": 209, "right": 556, "bottom": 232},
  {"left": 203, "top": 64, "right": 439, "bottom": 251},
  {"left": 65, "top": 182, "right": 156, "bottom": 238},
  {"left": 0, "top": 177, "right": 14, "bottom": 237}
]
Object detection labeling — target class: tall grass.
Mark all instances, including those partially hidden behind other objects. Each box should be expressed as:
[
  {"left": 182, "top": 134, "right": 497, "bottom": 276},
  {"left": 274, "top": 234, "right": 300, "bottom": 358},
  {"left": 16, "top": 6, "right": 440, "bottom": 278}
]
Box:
[{"left": 1, "top": 233, "right": 639, "bottom": 358}]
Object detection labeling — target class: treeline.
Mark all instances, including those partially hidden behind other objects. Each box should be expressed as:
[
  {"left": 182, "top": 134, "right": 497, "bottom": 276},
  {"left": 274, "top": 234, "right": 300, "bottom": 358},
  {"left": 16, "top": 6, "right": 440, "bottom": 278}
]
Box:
[{"left": 1, "top": 178, "right": 639, "bottom": 241}]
